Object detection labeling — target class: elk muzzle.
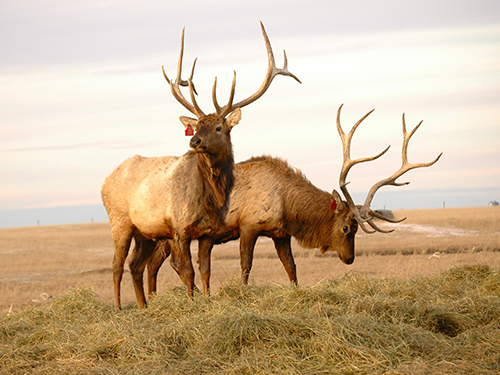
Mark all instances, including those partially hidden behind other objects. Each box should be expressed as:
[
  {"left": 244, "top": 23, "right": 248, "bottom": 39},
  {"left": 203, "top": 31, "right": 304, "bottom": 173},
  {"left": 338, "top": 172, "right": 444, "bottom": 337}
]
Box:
[
  {"left": 342, "top": 255, "right": 355, "bottom": 265},
  {"left": 190, "top": 135, "right": 204, "bottom": 152}
]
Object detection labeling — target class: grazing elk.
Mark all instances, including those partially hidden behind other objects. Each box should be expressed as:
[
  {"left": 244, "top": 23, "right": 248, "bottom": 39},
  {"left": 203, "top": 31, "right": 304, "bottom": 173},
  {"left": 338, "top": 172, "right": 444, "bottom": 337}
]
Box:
[
  {"left": 101, "top": 22, "right": 300, "bottom": 309},
  {"left": 146, "top": 104, "right": 442, "bottom": 293}
]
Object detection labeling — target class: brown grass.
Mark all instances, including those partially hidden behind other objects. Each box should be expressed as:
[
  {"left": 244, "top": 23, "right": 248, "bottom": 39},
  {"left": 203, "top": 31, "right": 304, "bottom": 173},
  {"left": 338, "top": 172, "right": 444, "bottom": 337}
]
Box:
[
  {"left": 0, "top": 206, "right": 499, "bottom": 315},
  {"left": 1, "top": 265, "right": 499, "bottom": 374},
  {"left": 1, "top": 206, "right": 499, "bottom": 374}
]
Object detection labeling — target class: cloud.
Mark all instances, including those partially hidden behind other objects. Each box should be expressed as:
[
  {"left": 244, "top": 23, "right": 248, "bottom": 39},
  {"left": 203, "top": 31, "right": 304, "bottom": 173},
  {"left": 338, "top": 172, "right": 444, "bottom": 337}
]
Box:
[
  {"left": 1, "top": 1, "right": 499, "bottom": 217},
  {"left": 0, "top": 141, "right": 165, "bottom": 153}
]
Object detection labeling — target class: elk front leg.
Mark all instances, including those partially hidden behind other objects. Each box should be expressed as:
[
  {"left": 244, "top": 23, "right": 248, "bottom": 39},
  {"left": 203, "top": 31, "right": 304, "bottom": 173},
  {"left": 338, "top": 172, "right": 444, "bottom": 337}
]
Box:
[
  {"left": 239, "top": 229, "right": 258, "bottom": 284},
  {"left": 169, "top": 244, "right": 201, "bottom": 293},
  {"left": 146, "top": 240, "right": 171, "bottom": 296},
  {"left": 173, "top": 235, "right": 196, "bottom": 298},
  {"left": 273, "top": 236, "right": 297, "bottom": 285},
  {"left": 198, "top": 236, "right": 215, "bottom": 296},
  {"left": 129, "top": 234, "right": 157, "bottom": 309},
  {"left": 111, "top": 220, "right": 134, "bottom": 310}
]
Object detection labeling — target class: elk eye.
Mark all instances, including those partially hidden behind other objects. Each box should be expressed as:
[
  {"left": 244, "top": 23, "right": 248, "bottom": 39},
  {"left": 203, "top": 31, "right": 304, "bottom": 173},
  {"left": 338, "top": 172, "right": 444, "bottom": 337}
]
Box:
[
  {"left": 343, "top": 226, "right": 349, "bottom": 234},
  {"left": 215, "top": 125, "right": 222, "bottom": 132}
]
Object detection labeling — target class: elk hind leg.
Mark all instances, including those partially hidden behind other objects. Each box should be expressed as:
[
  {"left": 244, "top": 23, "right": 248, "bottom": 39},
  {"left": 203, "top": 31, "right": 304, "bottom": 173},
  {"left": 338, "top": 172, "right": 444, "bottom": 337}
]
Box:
[
  {"left": 273, "top": 236, "right": 297, "bottom": 285},
  {"left": 111, "top": 220, "right": 134, "bottom": 310},
  {"left": 239, "top": 229, "right": 258, "bottom": 284},
  {"left": 129, "top": 234, "right": 157, "bottom": 309},
  {"left": 146, "top": 240, "right": 171, "bottom": 296}
]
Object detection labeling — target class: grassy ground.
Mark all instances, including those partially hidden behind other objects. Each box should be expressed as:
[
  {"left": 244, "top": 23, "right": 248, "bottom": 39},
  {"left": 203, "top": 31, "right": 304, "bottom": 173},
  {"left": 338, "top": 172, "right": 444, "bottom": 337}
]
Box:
[
  {"left": 0, "top": 206, "right": 499, "bottom": 373},
  {"left": 1, "top": 265, "right": 499, "bottom": 374},
  {"left": 1, "top": 206, "right": 499, "bottom": 316}
]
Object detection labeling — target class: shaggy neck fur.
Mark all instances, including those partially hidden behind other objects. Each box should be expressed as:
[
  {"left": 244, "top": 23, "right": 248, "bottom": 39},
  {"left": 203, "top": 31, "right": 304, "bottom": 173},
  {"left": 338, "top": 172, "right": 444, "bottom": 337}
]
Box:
[
  {"left": 283, "top": 185, "right": 335, "bottom": 249},
  {"left": 196, "top": 149, "right": 235, "bottom": 226},
  {"left": 242, "top": 155, "right": 337, "bottom": 249},
  {"left": 245, "top": 155, "right": 336, "bottom": 249}
]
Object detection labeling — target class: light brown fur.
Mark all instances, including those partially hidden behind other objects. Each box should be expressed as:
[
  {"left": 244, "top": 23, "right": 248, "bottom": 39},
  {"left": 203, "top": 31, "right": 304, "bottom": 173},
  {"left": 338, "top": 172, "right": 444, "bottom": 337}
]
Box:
[
  {"left": 147, "top": 155, "right": 358, "bottom": 294},
  {"left": 104, "top": 22, "right": 301, "bottom": 309},
  {"left": 102, "top": 111, "right": 240, "bottom": 309}
]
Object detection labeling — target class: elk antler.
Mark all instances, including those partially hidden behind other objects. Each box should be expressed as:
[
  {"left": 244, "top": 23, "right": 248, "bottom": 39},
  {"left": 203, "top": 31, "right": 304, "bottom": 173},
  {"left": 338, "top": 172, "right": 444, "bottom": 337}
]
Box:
[
  {"left": 337, "top": 104, "right": 390, "bottom": 233},
  {"left": 162, "top": 27, "right": 205, "bottom": 118},
  {"left": 336, "top": 104, "right": 442, "bottom": 234},
  {"left": 212, "top": 21, "right": 302, "bottom": 118}
]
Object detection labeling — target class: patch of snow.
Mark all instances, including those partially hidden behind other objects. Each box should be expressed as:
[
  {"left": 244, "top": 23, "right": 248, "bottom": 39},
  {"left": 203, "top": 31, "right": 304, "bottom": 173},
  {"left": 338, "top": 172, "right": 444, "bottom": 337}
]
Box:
[{"left": 360, "top": 223, "right": 480, "bottom": 238}]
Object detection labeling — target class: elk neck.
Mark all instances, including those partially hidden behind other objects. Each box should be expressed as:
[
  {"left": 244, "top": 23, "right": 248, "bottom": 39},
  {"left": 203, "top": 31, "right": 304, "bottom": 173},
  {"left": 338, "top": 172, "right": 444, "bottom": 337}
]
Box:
[
  {"left": 282, "top": 184, "right": 335, "bottom": 250},
  {"left": 195, "top": 149, "right": 235, "bottom": 225}
]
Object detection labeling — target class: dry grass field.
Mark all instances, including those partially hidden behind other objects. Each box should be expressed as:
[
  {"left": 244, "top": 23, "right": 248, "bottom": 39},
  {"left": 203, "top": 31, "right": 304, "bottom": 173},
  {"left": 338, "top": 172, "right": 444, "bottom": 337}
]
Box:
[
  {"left": 1, "top": 206, "right": 499, "bottom": 315},
  {"left": 1, "top": 206, "right": 499, "bottom": 374}
]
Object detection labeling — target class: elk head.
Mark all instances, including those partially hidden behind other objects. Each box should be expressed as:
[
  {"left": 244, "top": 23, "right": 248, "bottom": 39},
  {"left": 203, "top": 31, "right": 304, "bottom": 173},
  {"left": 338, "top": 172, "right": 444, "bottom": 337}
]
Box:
[
  {"left": 322, "top": 190, "right": 358, "bottom": 264},
  {"left": 334, "top": 104, "right": 442, "bottom": 238},
  {"left": 162, "top": 22, "right": 301, "bottom": 168}
]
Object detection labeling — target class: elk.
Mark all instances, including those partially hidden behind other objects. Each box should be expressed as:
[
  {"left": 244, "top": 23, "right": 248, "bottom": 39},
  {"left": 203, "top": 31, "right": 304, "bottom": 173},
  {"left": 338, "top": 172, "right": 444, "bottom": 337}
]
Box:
[
  {"left": 101, "top": 22, "right": 300, "bottom": 309},
  {"left": 146, "top": 104, "right": 442, "bottom": 293}
]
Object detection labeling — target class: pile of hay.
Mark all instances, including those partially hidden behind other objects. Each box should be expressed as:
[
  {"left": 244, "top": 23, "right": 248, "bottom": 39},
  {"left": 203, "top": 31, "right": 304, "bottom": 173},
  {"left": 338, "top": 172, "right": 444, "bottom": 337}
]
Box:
[{"left": 1, "top": 265, "right": 499, "bottom": 374}]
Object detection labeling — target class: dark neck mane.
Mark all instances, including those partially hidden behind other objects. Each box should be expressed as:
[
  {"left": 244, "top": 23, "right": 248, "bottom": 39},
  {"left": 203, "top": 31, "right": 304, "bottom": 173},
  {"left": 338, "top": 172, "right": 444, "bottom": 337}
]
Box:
[
  {"left": 196, "top": 150, "right": 235, "bottom": 225},
  {"left": 284, "top": 185, "right": 334, "bottom": 249}
]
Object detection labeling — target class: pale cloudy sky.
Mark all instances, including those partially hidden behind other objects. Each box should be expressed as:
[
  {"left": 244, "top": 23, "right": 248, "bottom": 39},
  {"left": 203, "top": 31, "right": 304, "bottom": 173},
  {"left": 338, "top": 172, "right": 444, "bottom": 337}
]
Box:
[{"left": 1, "top": 0, "right": 499, "bottom": 222}]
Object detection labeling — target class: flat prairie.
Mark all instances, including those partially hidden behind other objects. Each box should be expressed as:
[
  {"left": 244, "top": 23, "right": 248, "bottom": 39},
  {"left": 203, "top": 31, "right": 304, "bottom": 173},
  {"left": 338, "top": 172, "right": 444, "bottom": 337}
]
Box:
[{"left": 1, "top": 206, "right": 499, "bottom": 314}]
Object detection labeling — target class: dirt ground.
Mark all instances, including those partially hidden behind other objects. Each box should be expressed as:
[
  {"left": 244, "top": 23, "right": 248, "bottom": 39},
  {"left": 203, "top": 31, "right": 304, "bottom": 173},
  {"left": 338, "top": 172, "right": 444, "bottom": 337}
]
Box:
[{"left": 1, "top": 206, "right": 499, "bottom": 315}]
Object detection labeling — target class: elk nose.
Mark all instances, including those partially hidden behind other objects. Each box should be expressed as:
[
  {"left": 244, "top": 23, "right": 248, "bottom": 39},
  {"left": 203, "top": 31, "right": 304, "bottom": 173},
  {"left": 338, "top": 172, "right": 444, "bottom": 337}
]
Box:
[
  {"left": 190, "top": 136, "right": 201, "bottom": 149},
  {"left": 345, "top": 256, "right": 354, "bottom": 265}
]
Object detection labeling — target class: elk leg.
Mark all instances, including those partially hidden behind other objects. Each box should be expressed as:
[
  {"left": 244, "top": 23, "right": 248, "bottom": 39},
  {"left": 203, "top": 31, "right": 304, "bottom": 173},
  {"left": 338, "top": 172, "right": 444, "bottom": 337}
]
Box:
[
  {"left": 169, "top": 241, "right": 181, "bottom": 276},
  {"left": 169, "top": 244, "right": 201, "bottom": 292},
  {"left": 129, "top": 234, "right": 157, "bottom": 309},
  {"left": 174, "top": 236, "right": 195, "bottom": 298},
  {"left": 198, "top": 236, "right": 215, "bottom": 296},
  {"left": 147, "top": 240, "right": 171, "bottom": 296},
  {"left": 111, "top": 220, "right": 134, "bottom": 310},
  {"left": 272, "top": 236, "right": 298, "bottom": 285},
  {"left": 239, "top": 229, "right": 258, "bottom": 284}
]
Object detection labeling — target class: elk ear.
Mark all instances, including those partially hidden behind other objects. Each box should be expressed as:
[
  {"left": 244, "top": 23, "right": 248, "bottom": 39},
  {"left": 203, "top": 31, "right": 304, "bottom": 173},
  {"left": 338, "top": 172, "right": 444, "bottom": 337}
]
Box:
[
  {"left": 179, "top": 116, "right": 199, "bottom": 131},
  {"left": 331, "top": 190, "right": 345, "bottom": 212},
  {"left": 226, "top": 108, "right": 241, "bottom": 129}
]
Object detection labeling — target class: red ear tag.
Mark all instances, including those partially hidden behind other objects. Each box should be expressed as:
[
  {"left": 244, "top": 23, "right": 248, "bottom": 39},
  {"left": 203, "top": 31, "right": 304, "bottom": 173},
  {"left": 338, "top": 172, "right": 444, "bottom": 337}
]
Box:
[
  {"left": 331, "top": 200, "right": 337, "bottom": 211},
  {"left": 185, "top": 125, "right": 194, "bottom": 136}
]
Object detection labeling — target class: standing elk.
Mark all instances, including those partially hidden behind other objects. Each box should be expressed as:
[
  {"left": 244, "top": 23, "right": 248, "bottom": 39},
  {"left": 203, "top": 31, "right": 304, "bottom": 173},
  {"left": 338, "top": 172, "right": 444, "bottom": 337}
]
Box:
[
  {"left": 101, "top": 22, "right": 301, "bottom": 309},
  {"left": 146, "top": 104, "right": 442, "bottom": 294}
]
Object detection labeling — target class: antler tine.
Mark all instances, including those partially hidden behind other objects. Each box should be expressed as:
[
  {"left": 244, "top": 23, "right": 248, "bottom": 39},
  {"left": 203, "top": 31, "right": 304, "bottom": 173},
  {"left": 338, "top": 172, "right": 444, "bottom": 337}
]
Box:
[
  {"left": 162, "top": 27, "right": 205, "bottom": 118},
  {"left": 358, "top": 220, "right": 376, "bottom": 234},
  {"left": 188, "top": 78, "right": 204, "bottom": 117},
  {"left": 336, "top": 104, "right": 390, "bottom": 228},
  {"left": 162, "top": 59, "right": 198, "bottom": 94},
  {"left": 212, "top": 71, "right": 236, "bottom": 116},
  {"left": 337, "top": 105, "right": 389, "bottom": 181},
  {"left": 361, "top": 114, "right": 443, "bottom": 211},
  {"left": 368, "top": 209, "right": 406, "bottom": 223},
  {"left": 366, "top": 220, "right": 395, "bottom": 234},
  {"left": 216, "top": 21, "right": 301, "bottom": 118},
  {"left": 358, "top": 113, "right": 443, "bottom": 230},
  {"left": 212, "top": 77, "right": 221, "bottom": 115},
  {"left": 179, "top": 58, "right": 198, "bottom": 95},
  {"left": 354, "top": 212, "right": 396, "bottom": 234},
  {"left": 176, "top": 27, "right": 186, "bottom": 81}
]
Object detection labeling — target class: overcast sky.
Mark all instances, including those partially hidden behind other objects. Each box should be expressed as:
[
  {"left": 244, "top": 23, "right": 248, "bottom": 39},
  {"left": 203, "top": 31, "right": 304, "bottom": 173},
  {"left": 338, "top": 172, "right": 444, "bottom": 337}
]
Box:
[{"left": 1, "top": 0, "right": 499, "bottom": 218}]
